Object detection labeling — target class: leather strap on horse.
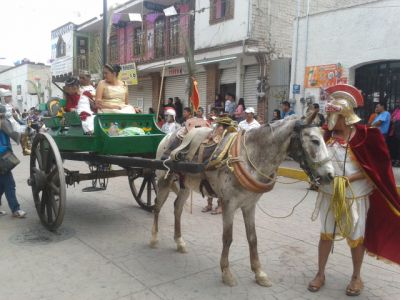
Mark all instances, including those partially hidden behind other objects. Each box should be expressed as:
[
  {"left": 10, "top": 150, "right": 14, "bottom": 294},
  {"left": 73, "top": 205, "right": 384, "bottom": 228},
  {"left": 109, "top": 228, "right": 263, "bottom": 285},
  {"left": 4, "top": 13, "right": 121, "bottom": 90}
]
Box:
[{"left": 229, "top": 131, "right": 276, "bottom": 194}]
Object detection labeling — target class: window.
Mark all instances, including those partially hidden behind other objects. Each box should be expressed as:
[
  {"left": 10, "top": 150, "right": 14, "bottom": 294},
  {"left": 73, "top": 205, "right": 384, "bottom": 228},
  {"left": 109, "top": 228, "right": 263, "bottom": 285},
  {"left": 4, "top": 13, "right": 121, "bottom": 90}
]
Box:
[
  {"left": 168, "top": 16, "right": 180, "bottom": 57},
  {"left": 134, "top": 27, "right": 144, "bottom": 56},
  {"left": 109, "top": 35, "right": 119, "bottom": 64},
  {"left": 154, "top": 17, "right": 165, "bottom": 58},
  {"left": 56, "top": 36, "right": 66, "bottom": 58},
  {"left": 77, "top": 37, "right": 88, "bottom": 71},
  {"left": 209, "top": 0, "right": 234, "bottom": 24}
]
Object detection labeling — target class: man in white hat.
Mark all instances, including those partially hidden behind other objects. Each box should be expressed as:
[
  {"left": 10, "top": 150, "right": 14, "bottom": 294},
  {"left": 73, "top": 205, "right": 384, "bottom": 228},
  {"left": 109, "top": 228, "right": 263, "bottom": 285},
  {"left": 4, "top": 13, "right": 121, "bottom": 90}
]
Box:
[
  {"left": 161, "top": 108, "right": 181, "bottom": 134},
  {"left": 238, "top": 107, "right": 260, "bottom": 131},
  {"left": 0, "top": 89, "right": 31, "bottom": 155}
]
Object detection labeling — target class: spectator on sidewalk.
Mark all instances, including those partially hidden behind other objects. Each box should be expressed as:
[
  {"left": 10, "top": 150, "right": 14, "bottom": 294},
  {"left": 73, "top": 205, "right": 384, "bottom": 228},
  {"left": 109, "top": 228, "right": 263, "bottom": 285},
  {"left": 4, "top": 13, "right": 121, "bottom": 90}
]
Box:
[
  {"left": 238, "top": 107, "right": 260, "bottom": 131},
  {"left": 0, "top": 125, "right": 27, "bottom": 218},
  {"left": 234, "top": 98, "right": 246, "bottom": 122},
  {"left": 281, "top": 101, "right": 295, "bottom": 118},
  {"left": 371, "top": 102, "right": 391, "bottom": 138}
]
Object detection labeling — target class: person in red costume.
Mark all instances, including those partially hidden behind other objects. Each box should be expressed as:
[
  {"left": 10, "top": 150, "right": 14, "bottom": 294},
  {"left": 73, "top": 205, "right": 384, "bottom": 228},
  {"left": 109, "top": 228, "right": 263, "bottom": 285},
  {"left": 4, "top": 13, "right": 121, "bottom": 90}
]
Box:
[{"left": 307, "top": 84, "right": 400, "bottom": 296}]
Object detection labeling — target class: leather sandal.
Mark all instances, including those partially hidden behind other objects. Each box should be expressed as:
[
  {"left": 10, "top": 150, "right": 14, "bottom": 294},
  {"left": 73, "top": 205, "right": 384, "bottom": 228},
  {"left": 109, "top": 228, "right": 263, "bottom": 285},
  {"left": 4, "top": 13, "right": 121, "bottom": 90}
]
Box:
[
  {"left": 307, "top": 275, "right": 325, "bottom": 292},
  {"left": 346, "top": 278, "right": 363, "bottom": 296}
]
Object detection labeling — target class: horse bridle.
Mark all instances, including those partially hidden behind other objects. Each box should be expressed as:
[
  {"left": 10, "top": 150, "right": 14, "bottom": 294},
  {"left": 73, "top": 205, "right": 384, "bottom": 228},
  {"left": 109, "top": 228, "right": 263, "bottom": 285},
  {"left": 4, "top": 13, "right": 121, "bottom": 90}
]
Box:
[{"left": 290, "top": 121, "right": 331, "bottom": 184}]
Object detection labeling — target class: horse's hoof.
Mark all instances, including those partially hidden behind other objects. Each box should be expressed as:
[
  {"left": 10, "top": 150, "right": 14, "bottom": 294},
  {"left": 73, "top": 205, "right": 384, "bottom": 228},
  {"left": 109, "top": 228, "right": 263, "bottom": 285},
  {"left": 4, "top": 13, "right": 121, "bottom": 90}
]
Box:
[
  {"left": 222, "top": 270, "right": 238, "bottom": 287},
  {"left": 256, "top": 271, "right": 273, "bottom": 287},
  {"left": 177, "top": 245, "right": 188, "bottom": 253},
  {"left": 176, "top": 238, "right": 188, "bottom": 253},
  {"left": 149, "top": 239, "right": 158, "bottom": 248}
]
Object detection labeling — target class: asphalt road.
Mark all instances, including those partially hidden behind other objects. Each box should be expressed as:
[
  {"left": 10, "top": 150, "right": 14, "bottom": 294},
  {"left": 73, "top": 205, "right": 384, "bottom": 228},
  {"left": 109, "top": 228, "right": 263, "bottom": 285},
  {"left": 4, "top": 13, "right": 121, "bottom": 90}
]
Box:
[{"left": 1, "top": 145, "right": 399, "bottom": 300}]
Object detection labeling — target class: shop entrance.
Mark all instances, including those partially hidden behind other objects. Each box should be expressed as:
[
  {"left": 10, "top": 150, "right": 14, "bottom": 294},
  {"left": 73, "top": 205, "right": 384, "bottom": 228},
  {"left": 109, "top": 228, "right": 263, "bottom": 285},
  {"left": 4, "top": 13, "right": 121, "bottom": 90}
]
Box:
[
  {"left": 355, "top": 60, "right": 400, "bottom": 122},
  {"left": 220, "top": 83, "right": 236, "bottom": 100}
]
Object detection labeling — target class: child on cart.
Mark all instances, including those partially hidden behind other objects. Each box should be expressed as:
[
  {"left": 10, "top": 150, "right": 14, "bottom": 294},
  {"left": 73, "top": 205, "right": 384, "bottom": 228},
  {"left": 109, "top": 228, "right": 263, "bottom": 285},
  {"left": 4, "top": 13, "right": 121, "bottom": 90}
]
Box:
[{"left": 64, "top": 77, "right": 96, "bottom": 134}]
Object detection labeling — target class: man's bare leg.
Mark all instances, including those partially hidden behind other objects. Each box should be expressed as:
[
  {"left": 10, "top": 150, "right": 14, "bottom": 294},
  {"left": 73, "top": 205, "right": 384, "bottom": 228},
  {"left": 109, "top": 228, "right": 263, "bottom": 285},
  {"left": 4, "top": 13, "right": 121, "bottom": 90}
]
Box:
[
  {"left": 308, "top": 238, "right": 332, "bottom": 292},
  {"left": 346, "top": 244, "right": 365, "bottom": 296}
]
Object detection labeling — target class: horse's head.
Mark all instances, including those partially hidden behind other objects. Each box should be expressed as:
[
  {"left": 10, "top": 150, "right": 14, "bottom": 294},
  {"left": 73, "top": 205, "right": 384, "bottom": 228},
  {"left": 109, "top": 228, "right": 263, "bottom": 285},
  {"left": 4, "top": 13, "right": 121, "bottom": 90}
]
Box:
[{"left": 288, "top": 113, "right": 334, "bottom": 185}]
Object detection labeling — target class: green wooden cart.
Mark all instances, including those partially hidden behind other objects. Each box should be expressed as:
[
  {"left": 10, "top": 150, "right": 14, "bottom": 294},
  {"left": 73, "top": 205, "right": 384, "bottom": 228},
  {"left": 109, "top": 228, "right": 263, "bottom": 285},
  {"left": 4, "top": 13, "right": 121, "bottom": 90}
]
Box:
[{"left": 28, "top": 112, "right": 203, "bottom": 231}]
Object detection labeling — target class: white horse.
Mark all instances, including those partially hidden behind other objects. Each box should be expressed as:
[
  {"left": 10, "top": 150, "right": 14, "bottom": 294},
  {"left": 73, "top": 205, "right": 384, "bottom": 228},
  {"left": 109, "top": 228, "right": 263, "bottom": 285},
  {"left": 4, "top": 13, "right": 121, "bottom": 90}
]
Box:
[{"left": 150, "top": 114, "right": 334, "bottom": 287}]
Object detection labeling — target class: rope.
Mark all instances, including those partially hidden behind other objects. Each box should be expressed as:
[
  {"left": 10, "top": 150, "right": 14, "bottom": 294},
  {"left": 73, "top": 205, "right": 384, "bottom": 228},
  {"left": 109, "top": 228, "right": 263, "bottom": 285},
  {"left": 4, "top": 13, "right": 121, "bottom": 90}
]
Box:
[
  {"left": 257, "top": 188, "right": 310, "bottom": 219},
  {"left": 324, "top": 175, "right": 356, "bottom": 241},
  {"left": 242, "top": 131, "right": 304, "bottom": 185},
  {"left": 162, "top": 157, "right": 172, "bottom": 179}
]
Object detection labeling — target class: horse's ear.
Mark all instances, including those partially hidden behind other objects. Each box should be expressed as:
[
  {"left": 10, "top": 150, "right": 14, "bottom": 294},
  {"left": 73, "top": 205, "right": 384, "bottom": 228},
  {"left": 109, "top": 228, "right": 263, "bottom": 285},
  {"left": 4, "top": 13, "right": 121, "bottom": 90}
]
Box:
[{"left": 304, "top": 110, "right": 318, "bottom": 125}]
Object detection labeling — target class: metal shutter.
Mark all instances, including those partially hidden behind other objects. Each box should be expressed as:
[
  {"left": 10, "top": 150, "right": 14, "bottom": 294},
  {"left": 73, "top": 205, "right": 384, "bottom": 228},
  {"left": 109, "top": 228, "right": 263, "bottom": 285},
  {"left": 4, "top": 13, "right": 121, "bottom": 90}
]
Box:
[
  {"left": 165, "top": 75, "right": 188, "bottom": 107},
  {"left": 243, "top": 65, "right": 260, "bottom": 109},
  {"left": 220, "top": 67, "right": 236, "bottom": 84},
  {"left": 128, "top": 77, "right": 153, "bottom": 113}
]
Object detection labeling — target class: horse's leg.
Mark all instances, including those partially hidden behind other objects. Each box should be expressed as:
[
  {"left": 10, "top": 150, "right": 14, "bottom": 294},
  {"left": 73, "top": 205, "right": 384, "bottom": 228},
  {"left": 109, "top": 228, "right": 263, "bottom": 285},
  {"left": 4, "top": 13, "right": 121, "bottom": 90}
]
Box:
[
  {"left": 174, "top": 188, "right": 190, "bottom": 253},
  {"left": 150, "top": 176, "right": 172, "bottom": 248},
  {"left": 220, "top": 201, "right": 237, "bottom": 286},
  {"left": 242, "top": 204, "right": 272, "bottom": 287}
]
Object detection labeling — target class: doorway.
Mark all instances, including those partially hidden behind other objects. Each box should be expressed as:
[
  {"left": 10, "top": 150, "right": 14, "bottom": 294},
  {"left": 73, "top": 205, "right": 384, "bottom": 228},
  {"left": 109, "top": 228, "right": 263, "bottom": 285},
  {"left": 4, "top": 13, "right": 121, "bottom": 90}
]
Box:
[
  {"left": 355, "top": 60, "right": 400, "bottom": 122},
  {"left": 220, "top": 83, "right": 236, "bottom": 101}
]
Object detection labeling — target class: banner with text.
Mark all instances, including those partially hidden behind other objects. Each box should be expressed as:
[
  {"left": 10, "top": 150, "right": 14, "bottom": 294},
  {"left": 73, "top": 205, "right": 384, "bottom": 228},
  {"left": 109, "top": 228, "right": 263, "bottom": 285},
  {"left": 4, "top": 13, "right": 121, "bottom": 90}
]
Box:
[{"left": 119, "top": 63, "right": 138, "bottom": 85}]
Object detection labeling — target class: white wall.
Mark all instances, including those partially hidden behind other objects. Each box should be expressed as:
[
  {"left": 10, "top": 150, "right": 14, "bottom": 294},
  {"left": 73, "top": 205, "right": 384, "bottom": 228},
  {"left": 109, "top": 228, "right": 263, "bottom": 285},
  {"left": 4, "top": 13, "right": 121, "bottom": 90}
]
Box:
[
  {"left": 194, "top": 0, "right": 250, "bottom": 50},
  {"left": 290, "top": 0, "right": 400, "bottom": 113},
  {"left": 0, "top": 64, "right": 60, "bottom": 111}
]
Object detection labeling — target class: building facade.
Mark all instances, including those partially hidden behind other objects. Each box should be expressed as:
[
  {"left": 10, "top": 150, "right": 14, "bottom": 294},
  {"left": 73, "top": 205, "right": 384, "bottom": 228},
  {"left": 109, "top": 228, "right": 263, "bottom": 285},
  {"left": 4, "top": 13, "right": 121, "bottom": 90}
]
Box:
[
  {"left": 50, "top": 0, "right": 372, "bottom": 121},
  {"left": 290, "top": 0, "right": 400, "bottom": 121},
  {"left": 0, "top": 62, "right": 63, "bottom": 111}
]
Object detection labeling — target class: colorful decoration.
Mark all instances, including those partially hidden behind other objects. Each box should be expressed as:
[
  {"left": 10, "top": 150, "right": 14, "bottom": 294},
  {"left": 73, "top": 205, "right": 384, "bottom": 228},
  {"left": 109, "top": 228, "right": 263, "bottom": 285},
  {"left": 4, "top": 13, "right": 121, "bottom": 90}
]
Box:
[
  {"left": 190, "top": 79, "right": 200, "bottom": 112},
  {"left": 304, "top": 63, "right": 347, "bottom": 88}
]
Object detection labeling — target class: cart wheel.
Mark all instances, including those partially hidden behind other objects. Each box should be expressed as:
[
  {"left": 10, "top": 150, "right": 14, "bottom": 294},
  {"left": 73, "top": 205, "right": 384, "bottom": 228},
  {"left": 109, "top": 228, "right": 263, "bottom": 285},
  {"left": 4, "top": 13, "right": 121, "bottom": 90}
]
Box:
[
  {"left": 29, "top": 133, "right": 66, "bottom": 231},
  {"left": 128, "top": 169, "right": 157, "bottom": 212}
]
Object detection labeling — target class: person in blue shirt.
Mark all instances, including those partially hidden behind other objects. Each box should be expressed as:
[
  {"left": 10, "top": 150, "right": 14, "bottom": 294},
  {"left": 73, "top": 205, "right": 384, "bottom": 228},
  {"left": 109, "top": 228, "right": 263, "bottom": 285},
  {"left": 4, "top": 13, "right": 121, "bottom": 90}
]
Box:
[
  {"left": 0, "top": 126, "right": 26, "bottom": 218},
  {"left": 372, "top": 103, "right": 391, "bottom": 138},
  {"left": 281, "top": 101, "right": 295, "bottom": 118}
]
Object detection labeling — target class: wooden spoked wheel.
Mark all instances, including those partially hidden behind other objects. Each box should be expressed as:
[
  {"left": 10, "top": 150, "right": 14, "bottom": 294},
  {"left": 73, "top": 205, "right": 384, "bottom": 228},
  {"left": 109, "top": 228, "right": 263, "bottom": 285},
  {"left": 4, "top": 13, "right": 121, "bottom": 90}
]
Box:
[
  {"left": 29, "top": 133, "right": 66, "bottom": 231},
  {"left": 128, "top": 168, "right": 157, "bottom": 212}
]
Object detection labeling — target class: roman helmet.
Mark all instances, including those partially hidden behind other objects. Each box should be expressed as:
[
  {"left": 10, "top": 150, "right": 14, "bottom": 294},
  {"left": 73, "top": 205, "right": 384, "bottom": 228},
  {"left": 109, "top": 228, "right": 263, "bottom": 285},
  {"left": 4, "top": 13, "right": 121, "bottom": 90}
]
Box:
[{"left": 324, "top": 84, "right": 364, "bottom": 130}]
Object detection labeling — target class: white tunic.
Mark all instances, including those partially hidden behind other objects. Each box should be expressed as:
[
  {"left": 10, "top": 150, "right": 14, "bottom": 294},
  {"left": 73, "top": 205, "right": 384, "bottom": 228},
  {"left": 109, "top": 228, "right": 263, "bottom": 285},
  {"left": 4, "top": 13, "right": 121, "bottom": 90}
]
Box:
[
  {"left": 77, "top": 94, "right": 95, "bottom": 133},
  {"left": 312, "top": 138, "right": 374, "bottom": 244}
]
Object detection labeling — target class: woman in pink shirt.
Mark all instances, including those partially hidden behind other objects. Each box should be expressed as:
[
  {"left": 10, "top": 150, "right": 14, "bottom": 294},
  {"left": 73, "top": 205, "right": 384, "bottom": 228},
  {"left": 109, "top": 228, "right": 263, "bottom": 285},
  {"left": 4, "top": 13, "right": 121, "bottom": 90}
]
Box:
[{"left": 234, "top": 98, "right": 246, "bottom": 122}]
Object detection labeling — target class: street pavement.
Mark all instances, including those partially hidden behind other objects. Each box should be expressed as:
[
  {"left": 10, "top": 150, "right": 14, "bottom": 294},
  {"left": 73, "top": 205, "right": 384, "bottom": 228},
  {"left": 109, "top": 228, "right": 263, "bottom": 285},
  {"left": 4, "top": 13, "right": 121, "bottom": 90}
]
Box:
[{"left": 1, "top": 147, "right": 399, "bottom": 300}]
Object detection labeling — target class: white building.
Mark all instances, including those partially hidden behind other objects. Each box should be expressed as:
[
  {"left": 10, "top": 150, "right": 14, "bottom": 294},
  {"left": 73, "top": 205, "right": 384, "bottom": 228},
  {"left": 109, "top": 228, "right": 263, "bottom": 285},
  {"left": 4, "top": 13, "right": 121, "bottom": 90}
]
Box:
[
  {"left": 0, "top": 62, "right": 63, "bottom": 111},
  {"left": 290, "top": 0, "right": 399, "bottom": 120}
]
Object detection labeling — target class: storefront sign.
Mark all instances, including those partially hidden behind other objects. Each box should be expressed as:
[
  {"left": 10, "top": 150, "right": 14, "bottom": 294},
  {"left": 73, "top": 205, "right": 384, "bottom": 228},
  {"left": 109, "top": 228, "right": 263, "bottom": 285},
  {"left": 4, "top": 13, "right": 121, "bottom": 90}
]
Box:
[
  {"left": 119, "top": 63, "right": 138, "bottom": 85},
  {"left": 165, "top": 66, "right": 188, "bottom": 77},
  {"left": 304, "top": 63, "right": 347, "bottom": 88}
]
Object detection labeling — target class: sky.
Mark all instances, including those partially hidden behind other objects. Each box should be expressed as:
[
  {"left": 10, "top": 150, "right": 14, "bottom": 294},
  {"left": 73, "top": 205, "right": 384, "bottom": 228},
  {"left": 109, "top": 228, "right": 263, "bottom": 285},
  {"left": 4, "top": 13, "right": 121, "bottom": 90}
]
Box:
[{"left": 0, "top": 0, "right": 122, "bottom": 66}]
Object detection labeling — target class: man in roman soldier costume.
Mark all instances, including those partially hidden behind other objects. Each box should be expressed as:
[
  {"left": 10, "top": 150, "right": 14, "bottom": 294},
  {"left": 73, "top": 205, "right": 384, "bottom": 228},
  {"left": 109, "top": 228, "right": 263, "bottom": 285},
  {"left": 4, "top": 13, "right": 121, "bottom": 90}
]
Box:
[{"left": 308, "top": 84, "right": 400, "bottom": 296}]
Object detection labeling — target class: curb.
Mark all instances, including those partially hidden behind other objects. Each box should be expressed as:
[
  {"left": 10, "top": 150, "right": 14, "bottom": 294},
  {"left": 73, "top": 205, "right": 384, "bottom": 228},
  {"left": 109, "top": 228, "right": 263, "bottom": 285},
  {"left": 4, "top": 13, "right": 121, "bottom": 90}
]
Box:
[{"left": 277, "top": 167, "right": 400, "bottom": 194}]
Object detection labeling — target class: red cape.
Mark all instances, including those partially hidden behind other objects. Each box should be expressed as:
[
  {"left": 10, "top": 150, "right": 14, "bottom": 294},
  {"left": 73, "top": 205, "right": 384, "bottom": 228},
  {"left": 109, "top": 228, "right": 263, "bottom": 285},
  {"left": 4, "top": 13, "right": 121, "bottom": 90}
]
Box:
[
  {"left": 350, "top": 125, "right": 400, "bottom": 264},
  {"left": 326, "top": 124, "right": 400, "bottom": 264}
]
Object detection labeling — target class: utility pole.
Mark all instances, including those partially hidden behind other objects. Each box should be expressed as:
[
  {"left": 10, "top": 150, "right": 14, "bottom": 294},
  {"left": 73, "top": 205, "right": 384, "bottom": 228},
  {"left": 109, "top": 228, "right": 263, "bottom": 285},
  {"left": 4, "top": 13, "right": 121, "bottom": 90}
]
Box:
[{"left": 102, "top": 0, "right": 108, "bottom": 66}]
